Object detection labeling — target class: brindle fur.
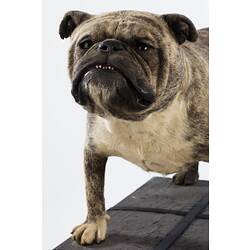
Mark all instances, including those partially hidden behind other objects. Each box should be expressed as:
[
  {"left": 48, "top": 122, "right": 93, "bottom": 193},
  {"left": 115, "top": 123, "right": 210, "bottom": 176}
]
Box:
[
  {"left": 173, "top": 162, "right": 199, "bottom": 185},
  {"left": 84, "top": 147, "right": 107, "bottom": 220},
  {"left": 59, "top": 10, "right": 209, "bottom": 245}
]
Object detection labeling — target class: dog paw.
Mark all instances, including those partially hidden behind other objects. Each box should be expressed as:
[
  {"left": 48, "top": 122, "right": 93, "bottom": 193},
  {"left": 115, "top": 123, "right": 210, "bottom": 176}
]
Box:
[
  {"left": 71, "top": 214, "right": 110, "bottom": 245},
  {"left": 173, "top": 170, "right": 198, "bottom": 185}
]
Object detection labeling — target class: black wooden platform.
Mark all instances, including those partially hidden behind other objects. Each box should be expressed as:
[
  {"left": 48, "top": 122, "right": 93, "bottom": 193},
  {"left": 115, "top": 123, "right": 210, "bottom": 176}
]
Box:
[{"left": 54, "top": 177, "right": 209, "bottom": 250}]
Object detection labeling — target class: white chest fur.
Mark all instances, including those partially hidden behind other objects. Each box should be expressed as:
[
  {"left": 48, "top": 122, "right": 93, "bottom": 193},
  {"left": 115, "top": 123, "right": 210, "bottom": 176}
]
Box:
[{"left": 89, "top": 97, "right": 194, "bottom": 174}]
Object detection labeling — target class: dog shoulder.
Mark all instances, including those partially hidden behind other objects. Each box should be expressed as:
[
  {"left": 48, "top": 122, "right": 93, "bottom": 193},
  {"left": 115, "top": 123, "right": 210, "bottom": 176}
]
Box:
[{"left": 85, "top": 113, "right": 119, "bottom": 156}]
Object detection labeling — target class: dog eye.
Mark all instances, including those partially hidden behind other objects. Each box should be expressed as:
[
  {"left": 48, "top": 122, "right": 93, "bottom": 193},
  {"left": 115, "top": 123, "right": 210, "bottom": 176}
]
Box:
[
  {"left": 79, "top": 39, "right": 93, "bottom": 50},
  {"left": 137, "top": 42, "right": 150, "bottom": 51}
]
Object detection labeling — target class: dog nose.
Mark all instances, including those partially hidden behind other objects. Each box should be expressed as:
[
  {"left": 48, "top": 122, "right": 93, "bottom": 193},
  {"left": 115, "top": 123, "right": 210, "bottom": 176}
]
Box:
[{"left": 98, "top": 39, "right": 124, "bottom": 53}]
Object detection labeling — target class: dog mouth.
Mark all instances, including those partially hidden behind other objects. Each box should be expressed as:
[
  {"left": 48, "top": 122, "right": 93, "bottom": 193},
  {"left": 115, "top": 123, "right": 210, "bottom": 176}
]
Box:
[{"left": 73, "top": 63, "right": 155, "bottom": 108}]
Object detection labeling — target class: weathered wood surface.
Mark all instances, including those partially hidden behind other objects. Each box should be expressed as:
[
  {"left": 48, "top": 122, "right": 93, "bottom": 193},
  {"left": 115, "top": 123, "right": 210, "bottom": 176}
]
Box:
[{"left": 54, "top": 177, "right": 208, "bottom": 250}]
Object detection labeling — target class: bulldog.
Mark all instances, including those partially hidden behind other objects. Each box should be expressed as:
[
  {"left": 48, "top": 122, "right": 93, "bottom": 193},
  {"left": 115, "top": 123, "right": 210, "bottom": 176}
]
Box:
[{"left": 59, "top": 10, "right": 208, "bottom": 245}]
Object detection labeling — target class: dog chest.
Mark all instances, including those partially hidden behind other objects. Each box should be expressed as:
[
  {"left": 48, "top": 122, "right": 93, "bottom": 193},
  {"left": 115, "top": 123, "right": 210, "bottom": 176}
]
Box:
[{"left": 90, "top": 98, "right": 194, "bottom": 174}]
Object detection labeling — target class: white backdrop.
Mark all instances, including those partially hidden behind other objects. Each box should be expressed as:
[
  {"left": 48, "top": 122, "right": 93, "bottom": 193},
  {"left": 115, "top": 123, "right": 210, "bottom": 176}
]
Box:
[{"left": 43, "top": 1, "right": 208, "bottom": 249}]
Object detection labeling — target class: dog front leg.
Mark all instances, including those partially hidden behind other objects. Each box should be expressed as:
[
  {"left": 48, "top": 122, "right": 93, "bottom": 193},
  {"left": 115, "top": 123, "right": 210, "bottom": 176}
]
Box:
[
  {"left": 71, "top": 147, "right": 109, "bottom": 245},
  {"left": 173, "top": 162, "right": 199, "bottom": 185}
]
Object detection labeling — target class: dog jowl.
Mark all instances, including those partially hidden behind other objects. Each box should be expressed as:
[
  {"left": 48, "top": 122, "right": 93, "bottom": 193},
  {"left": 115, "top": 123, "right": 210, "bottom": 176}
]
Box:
[{"left": 59, "top": 10, "right": 208, "bottom": 245}]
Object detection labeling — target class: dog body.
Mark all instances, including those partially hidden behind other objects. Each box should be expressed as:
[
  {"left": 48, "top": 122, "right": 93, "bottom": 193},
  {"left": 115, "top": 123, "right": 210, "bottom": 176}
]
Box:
[
  {"left": 86, "top": 25, "right": 208, "bottom": 173},
  {"left": 59, "top": 10, "right": 208, "bottom": 245}
]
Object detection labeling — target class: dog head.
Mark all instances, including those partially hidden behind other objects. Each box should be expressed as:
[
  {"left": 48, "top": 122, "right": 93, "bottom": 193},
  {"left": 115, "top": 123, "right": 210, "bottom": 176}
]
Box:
[{"left": 59, "top": 10, "right": 197, "bottom": 120}]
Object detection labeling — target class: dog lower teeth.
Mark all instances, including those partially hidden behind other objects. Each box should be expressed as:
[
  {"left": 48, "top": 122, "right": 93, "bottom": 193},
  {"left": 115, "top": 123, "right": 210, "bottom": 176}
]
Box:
[{"left": 95, "top": 65, "right": 114, "bottom": 70}]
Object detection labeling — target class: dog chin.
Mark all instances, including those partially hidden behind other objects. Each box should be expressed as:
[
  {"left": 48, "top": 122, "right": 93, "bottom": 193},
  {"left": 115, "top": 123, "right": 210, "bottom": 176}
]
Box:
[{"left": 78, "top": 68, "right": 153, "bottom": 114}]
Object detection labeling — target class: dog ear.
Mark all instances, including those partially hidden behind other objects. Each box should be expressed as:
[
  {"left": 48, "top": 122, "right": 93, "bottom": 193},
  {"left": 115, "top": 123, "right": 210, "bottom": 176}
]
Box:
[
  {"left": 59, "top": 11, "right": 92, "bottom": 39},
  {"left": 161, "top": 14, "right": 198, "bottom": 44}
]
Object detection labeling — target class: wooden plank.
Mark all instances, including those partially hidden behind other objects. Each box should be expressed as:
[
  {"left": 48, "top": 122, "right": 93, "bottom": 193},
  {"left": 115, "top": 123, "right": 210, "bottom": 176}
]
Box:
[
  {"left": 169, "top": 219, "right": 209, "bottom": 250},
  {"left": 115, "top": 177, "right": 208, "bottom": 216},
  {"left": 53, "top": 177, "right": 208, "bottom": 250}
]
